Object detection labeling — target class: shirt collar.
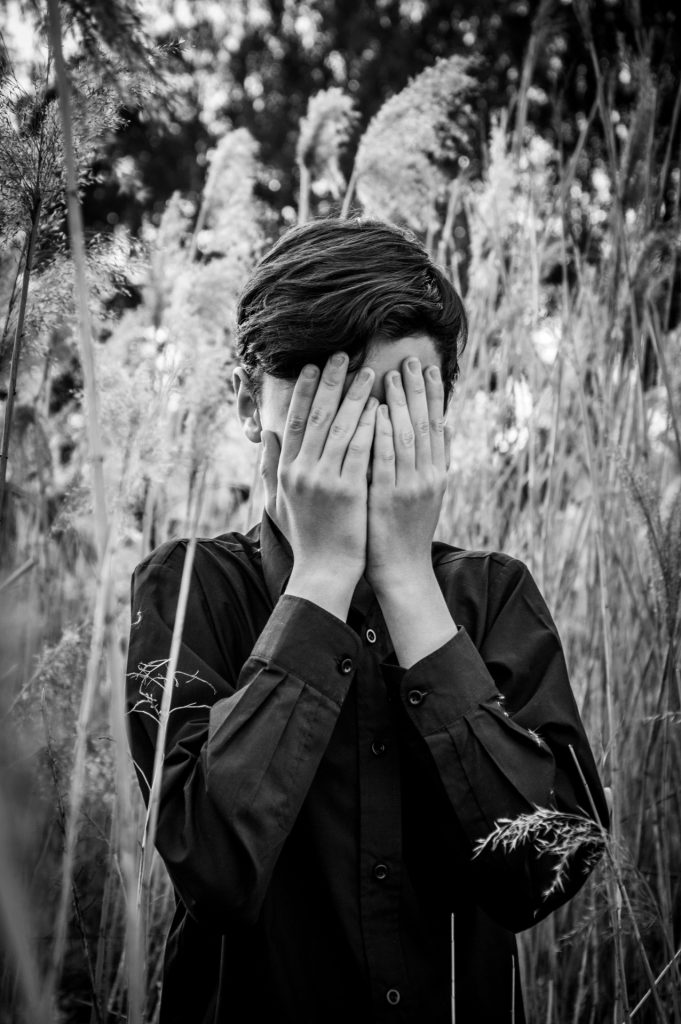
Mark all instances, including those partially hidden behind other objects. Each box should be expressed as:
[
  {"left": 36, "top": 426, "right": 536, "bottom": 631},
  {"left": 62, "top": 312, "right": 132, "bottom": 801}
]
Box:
[{"left": 259, "top": 510, "right": 375, "bottom": 621}]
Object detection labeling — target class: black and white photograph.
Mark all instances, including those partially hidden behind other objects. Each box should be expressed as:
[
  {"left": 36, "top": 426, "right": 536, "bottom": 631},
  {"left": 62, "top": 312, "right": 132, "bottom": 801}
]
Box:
[{"left": 0, "top": 1, "right": 679, "bottom": 1021}]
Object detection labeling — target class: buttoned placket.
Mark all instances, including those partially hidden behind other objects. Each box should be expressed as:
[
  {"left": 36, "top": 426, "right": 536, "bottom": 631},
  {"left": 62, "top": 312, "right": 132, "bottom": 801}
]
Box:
[
  {"left": 354, "top": 609, "right": 412, "bottom": 1019},
  {"left": 259, "top": 513, "right": 417, "bottom": 1018}
]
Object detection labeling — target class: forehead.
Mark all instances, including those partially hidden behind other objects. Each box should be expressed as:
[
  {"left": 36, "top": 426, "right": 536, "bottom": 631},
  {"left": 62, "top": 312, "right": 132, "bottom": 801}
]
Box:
[{"left": 260, "top": 333, "right": 440, "bottom": 407}]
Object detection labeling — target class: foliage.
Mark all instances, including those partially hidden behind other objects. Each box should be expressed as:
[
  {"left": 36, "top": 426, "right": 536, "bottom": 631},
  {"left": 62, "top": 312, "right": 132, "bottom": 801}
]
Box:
[{"left": 356, "top": 55, "right": 477, "bottom": 231}]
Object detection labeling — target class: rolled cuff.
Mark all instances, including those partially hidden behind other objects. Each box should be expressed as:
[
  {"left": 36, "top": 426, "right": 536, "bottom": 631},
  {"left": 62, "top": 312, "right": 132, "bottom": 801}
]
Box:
[{"left": 249, "top": 594, "right": 361, "bottom": 707}]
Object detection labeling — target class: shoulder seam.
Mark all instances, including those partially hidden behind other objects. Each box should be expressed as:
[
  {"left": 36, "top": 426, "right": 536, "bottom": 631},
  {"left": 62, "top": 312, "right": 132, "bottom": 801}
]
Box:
[{"left": 435, "top": 548, "right": 524, "bottom": 570}]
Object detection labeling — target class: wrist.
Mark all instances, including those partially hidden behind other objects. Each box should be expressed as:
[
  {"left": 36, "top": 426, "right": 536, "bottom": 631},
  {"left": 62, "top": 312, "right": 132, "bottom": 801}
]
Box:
[
  {"left": 369, "top": 559, "right": 435, "bottom": 600},
  {"left": 372, "top": 569, "right": 458, "bottom": 668},
  {"left": 286, "top": 563, "right": 358, "bottom": 622}
]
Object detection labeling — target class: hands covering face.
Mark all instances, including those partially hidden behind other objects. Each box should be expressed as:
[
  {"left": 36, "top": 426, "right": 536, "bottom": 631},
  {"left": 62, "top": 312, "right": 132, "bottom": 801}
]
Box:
[{"left": 259, "top": 352, "right": 451, "bottom": 595}]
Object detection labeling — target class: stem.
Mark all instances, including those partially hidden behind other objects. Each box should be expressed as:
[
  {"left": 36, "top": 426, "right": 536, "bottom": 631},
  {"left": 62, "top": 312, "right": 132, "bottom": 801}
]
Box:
[
  {"left": 0, "top": 198, "right": 41, "bottom": 548},
  {"left": 42, "top": 697, "right": 103, "bottom": 1024},
  {"left": 46, "top": 0, "right": 108, "bottom": 562},
  {"left": 0, "top": 231, "right": 28, "bottom": 363},
  {"left": 188, "top": 191, "right": 210, "bottom": 262},
  {"left": 625, "top": 946, "right": 681, "bottom": 1021},
  {"left": 0, "top": 557, "right": 36, "bottom": 593},
  {"left": 0, "top": 789, "right": 51, "bottom": 1024},
  {"left": 340, "top": 160, "right": 358, "bottom": 219},
  {"left": 44, "top": 5, "right": 143, "bottom": 1020},
  {"left": 47, "top": 534, "right": 111, "bottom": 1004},
  {"left": 298, "top": 161, "right": 310, "bottom": 224},
  {"left": 137, "top": 469, "right": 206, "bottom": 934},
  {"left": 436, "top": 180, "right": 460, "bottom": 268},
  {"left": 106, "top": 599, "right": 144, "bottom": 1024},
  {"left": 645, "top": 304, "right": 681, "bottom": 468}
]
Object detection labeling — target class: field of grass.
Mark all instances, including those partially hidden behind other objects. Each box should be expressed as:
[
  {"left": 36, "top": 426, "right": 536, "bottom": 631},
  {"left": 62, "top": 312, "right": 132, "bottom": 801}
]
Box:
[{"left": 0, "top": 9, "right": 680, "bottom": 1023}]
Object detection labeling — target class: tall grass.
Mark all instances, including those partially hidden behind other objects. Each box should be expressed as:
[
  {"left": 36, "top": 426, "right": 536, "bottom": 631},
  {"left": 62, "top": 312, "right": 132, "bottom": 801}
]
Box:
[{"left": 0, "top": 14, "right": 679, "bottom": 1024}]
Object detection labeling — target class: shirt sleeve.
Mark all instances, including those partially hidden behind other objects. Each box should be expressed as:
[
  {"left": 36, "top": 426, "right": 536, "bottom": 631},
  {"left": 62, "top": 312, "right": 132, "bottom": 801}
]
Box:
[
  {"left": 126, "top": 542, "right": 360, "bottom": 929},
  {"left": 382, "top": 554, "right": 609, "bottom": 933}
]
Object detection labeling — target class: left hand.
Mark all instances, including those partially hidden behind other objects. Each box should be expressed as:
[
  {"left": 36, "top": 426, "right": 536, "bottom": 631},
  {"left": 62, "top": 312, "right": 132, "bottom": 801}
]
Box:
[{"left": 366, "top": 357, "right": 451, "bottom": 594}]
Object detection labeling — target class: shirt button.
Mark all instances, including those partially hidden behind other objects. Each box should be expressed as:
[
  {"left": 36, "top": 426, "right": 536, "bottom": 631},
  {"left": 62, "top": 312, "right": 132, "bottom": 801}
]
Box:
[
  {"left": 371, "top": 739, "right": 386, "bottom": 757},
  {"left": 407, "top": 688, "right": 426, "bottom": 706},
  {"left": 339, "top": 657, "right": 354, "bottom": 675},
  {"left": 373, "top": 862, "right": 389, "bottom": 881},
  {"left": 365, "top": 628, "right": 377, "bottom": 644},
  {"left": 386, "top": 989, "right": 401, "bottom": 1006}
]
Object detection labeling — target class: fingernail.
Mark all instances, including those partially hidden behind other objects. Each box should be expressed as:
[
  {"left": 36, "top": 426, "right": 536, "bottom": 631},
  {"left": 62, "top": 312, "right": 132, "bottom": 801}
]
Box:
[
  {"left": 366, "top": 396, "right": 378, "bottom": 411},
  {"left": 428, "top": 365, "right": 441, "bottom": 381},
  {"left": 379, "top": 404, "right": 390, "bottom": 419},
  {"left": 330, "top": 352, "right": 347, "bottom": 367},
  {"left": 407, "top": 357, "right": 420, "bottom": 372},
  {"left": 303, "top": 364, "right": 318, "bottom": 379},
  {"left": 390, "top": 371, "right": 402, "bottom": 386},
  {"left": 358, "top": 366, "right": 374, "bottom": 383}
]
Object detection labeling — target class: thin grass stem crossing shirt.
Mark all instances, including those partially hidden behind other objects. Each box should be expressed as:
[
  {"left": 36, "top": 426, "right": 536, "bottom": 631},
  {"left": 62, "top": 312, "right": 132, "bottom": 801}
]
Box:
[{"left": 126, "top": 513, "right": 608, "bottom": 1024}]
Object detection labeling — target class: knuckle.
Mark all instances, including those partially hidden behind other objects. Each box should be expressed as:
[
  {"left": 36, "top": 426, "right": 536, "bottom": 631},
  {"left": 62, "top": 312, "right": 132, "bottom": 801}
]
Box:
[
  {"left": 287, "top": 414, "right": 306, "bottom": 433},
  {"left": 415, "top": 418, "right": 430, "bottom": 436},
  {"left": 399, "top": 429, "right": 415, "bottom": 448},
  {"left": 380, "top": 448, "right": 395, "bottom": 463},
  {"left": 329, "top": 421, "right": 348, "bottom": 440},
  {"left": 430, "top": 416, "right": 445, "bottom": 434},
  {"left": 308, "top": 406, "right": 330, "bottom": 428}
]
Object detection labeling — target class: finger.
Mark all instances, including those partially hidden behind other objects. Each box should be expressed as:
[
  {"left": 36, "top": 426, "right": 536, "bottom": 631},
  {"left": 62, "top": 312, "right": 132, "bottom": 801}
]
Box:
[
  {"left": 384, "top": 368, "right": 415, "bottom": 482},
  {"left": 322, "top": 365, "right": 376, "bottom": 472},
  {"left": 298, "top": 352, "right": 349, "bottom": 463},
  {"left": 402, "top": 357, "right": 432, "bottom": 470},
  {"left": 280, "top": 364, "right": 320, "bottom": 465},
  {"left": 341, "top": 396, "right": 378, "bottom": 479},
  {"left": 425, "top": 364, "right": 447, "bottom": 472},
  {"left": 371, "top": 403, "right": 396, "bottom": 488},
  {"left": 260, "top": 429, "right": 281, "bottom": 520}
]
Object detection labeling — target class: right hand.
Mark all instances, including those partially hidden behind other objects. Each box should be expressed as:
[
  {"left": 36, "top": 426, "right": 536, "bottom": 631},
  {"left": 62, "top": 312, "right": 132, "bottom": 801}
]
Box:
[{"left": 259, "top": 352, "right": 378, "bottom": 612}]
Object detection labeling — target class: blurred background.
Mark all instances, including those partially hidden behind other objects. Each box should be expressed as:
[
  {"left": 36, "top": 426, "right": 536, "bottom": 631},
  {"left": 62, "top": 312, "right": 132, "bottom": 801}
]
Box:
[{"left": 0, "top": 0, "right": 680, "bottom": 1021}]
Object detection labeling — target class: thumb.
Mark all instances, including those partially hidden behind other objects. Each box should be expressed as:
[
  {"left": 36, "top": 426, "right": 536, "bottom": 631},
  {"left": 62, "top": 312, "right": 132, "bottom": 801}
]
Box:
[{"left": 260, "top": 430, "right": 280, "bottom": 517}]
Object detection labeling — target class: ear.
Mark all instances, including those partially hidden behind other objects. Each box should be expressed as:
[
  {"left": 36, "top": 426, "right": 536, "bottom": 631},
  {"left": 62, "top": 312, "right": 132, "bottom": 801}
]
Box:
[{"left": 232, "top": 367, "right": 262, "bottom": 444}]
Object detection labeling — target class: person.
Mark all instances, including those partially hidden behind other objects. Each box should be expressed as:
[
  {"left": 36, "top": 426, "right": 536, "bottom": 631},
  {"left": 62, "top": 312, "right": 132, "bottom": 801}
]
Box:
[{"left": 126, "top": 218, "right": 608, "bottom": 1024}]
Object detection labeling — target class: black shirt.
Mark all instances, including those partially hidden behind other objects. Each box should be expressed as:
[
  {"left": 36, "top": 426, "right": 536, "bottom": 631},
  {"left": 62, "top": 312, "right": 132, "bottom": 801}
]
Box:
[{"left": 126, "top": 512, "right": 608, "bottom": 1024}]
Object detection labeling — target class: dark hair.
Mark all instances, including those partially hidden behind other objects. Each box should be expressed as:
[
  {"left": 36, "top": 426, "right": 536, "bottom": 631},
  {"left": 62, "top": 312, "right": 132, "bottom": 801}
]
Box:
[{"left": 235, "top": 218, "right": 467, "bottom": 406}]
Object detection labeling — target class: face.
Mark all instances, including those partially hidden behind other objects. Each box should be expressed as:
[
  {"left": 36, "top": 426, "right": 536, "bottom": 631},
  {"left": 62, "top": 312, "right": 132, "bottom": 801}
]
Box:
[{"left": 234, "top": 334, "right": 444, "bottom": 446}]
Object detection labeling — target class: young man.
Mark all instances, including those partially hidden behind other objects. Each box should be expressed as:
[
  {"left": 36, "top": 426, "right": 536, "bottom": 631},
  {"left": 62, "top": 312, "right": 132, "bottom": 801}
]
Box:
[{"left": 126, "top": 219, "right": 608, "bottom": 1024}]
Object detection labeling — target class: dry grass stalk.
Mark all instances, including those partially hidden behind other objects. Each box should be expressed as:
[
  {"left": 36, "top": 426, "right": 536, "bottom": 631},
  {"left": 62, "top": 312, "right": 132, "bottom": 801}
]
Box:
[
  {"left": 137, "top": 468, "right": 207, "bottom": 968},
  {"left": 0, "top": 197, "right": 41, "bottom": 545}
]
